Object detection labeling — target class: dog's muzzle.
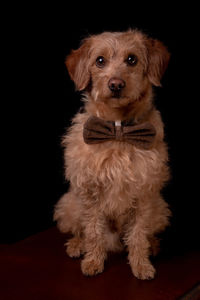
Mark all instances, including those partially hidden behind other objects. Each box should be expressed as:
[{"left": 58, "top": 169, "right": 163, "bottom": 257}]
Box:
[{"left": 108, "top": 77, "right": 125, "bottom": 98}]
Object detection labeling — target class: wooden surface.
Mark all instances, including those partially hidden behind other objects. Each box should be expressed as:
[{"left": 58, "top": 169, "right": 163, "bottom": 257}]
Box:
[{"left": 0, "top": 227, "right": 200, "bottom": 300}]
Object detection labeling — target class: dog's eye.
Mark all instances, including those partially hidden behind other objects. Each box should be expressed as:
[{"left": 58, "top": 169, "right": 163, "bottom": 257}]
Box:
[
  {"left": 126, "top": 55, "right": 137, "bottom": 66},
  {"left": 96, "top": 56, "right": 106, "bottom": 68}
]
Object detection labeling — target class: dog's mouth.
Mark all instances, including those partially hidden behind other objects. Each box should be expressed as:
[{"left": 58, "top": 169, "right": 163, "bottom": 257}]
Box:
[
  {"left": 111, "top": 90, "right": 122, "bottom": 99},
  {"left": 107, "top": 93, "right": 134, "bottom": 108},
  {"left": 110, "top": 91, "right": 131, "bottom": 102}
]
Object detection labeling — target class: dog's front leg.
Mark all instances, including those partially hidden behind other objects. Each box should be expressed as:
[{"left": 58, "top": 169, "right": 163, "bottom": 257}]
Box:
[
  {"left": 81, "top": 208, "right": 107, "bottom": 276},
  {"left": 125, "top": 199, "right": 156, "bottom": 280}
]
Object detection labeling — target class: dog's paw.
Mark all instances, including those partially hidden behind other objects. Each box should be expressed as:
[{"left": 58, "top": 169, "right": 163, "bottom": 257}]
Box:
[
  {"left": 65, "top": 237, "right": 82, "bottom": 258},
  {"left": 131, "top": 261, "right": 156, "bottom": 280},
  {"left": 81, "top": 256, "right": 104, "bottom": 276}
]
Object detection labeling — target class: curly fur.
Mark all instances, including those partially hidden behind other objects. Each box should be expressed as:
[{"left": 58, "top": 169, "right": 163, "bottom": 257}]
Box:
[{"left": 54, "top": 29, "right": 171, "bottom": 280}]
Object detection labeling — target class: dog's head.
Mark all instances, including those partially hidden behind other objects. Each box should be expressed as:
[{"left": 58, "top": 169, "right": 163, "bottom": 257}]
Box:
[{"left": 66, "top": 30, "right": 170, "bottom": 109}]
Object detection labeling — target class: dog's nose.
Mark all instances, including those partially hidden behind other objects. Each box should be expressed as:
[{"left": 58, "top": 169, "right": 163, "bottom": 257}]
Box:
[{"left": 108, "top": 77, "right": 125, "bottom": 92}]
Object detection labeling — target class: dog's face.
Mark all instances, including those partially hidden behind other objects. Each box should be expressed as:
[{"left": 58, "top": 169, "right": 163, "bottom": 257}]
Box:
[{"left": 66, "top": 30, "right": 170, "bottom": 108}]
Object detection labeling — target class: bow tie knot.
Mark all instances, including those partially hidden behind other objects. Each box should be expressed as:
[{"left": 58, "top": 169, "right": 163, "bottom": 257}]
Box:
[{"left": 83, "top": 116, "right": 156, "bottom": 150}]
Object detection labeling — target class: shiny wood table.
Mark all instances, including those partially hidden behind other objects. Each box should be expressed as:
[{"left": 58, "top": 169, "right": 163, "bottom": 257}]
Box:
[{"left": 1, "top": 227, "right": 200, "bottom": 300}]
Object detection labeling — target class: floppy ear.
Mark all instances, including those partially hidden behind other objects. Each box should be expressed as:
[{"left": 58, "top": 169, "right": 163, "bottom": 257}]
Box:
[
  {"left": 146, "top": 38, "right": 170, "bottom": 86},
  {"left": 65, "top": 39, "right": 91, "bottom": 91}
]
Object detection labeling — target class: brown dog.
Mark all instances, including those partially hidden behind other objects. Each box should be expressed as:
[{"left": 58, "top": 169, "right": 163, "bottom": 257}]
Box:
[{"left": 54, "top": 29, "right": 171, "bottom": 280}]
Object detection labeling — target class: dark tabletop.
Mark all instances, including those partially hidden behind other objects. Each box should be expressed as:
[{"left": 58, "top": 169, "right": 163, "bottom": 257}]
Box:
[{"left": 0, "top": 227, "right": 200, "bottom": 300}]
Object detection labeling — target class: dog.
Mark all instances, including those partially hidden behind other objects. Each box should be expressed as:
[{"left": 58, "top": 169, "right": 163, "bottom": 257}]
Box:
[{"left": 54, "top": 29, "right": 171, "bottom": 280}]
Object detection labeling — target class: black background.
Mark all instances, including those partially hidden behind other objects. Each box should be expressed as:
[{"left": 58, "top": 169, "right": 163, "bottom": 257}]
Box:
[{"left": 2, "top": 4, "right": 199, "bottom": 254}]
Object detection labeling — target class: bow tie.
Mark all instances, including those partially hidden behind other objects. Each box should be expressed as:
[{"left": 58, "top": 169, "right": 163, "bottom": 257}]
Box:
[{"left": 83, "top": 116, "right": 156, "bottom": 150}]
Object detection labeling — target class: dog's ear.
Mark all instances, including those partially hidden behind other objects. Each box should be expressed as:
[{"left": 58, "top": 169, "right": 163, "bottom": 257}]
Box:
[
  {"left": 146, "top": 38, "right": 170, "bottom": 86},
  {"left": 65, "top": 39, "right": 91, "bottom": 91}
]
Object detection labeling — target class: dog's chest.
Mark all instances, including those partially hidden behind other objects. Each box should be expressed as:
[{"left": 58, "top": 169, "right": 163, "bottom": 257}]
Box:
[
  {"left": 67, "top": 122, "right": 164, "bottom": 206},
  {"left": 66, "top": 113, "right": 164, "bottom": 194},
  {"left": 83, "top": 142, "right": 160, "bottom": 191},
  {"left": 89, "top": 145, "right": 157, "bottom": 215}
]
